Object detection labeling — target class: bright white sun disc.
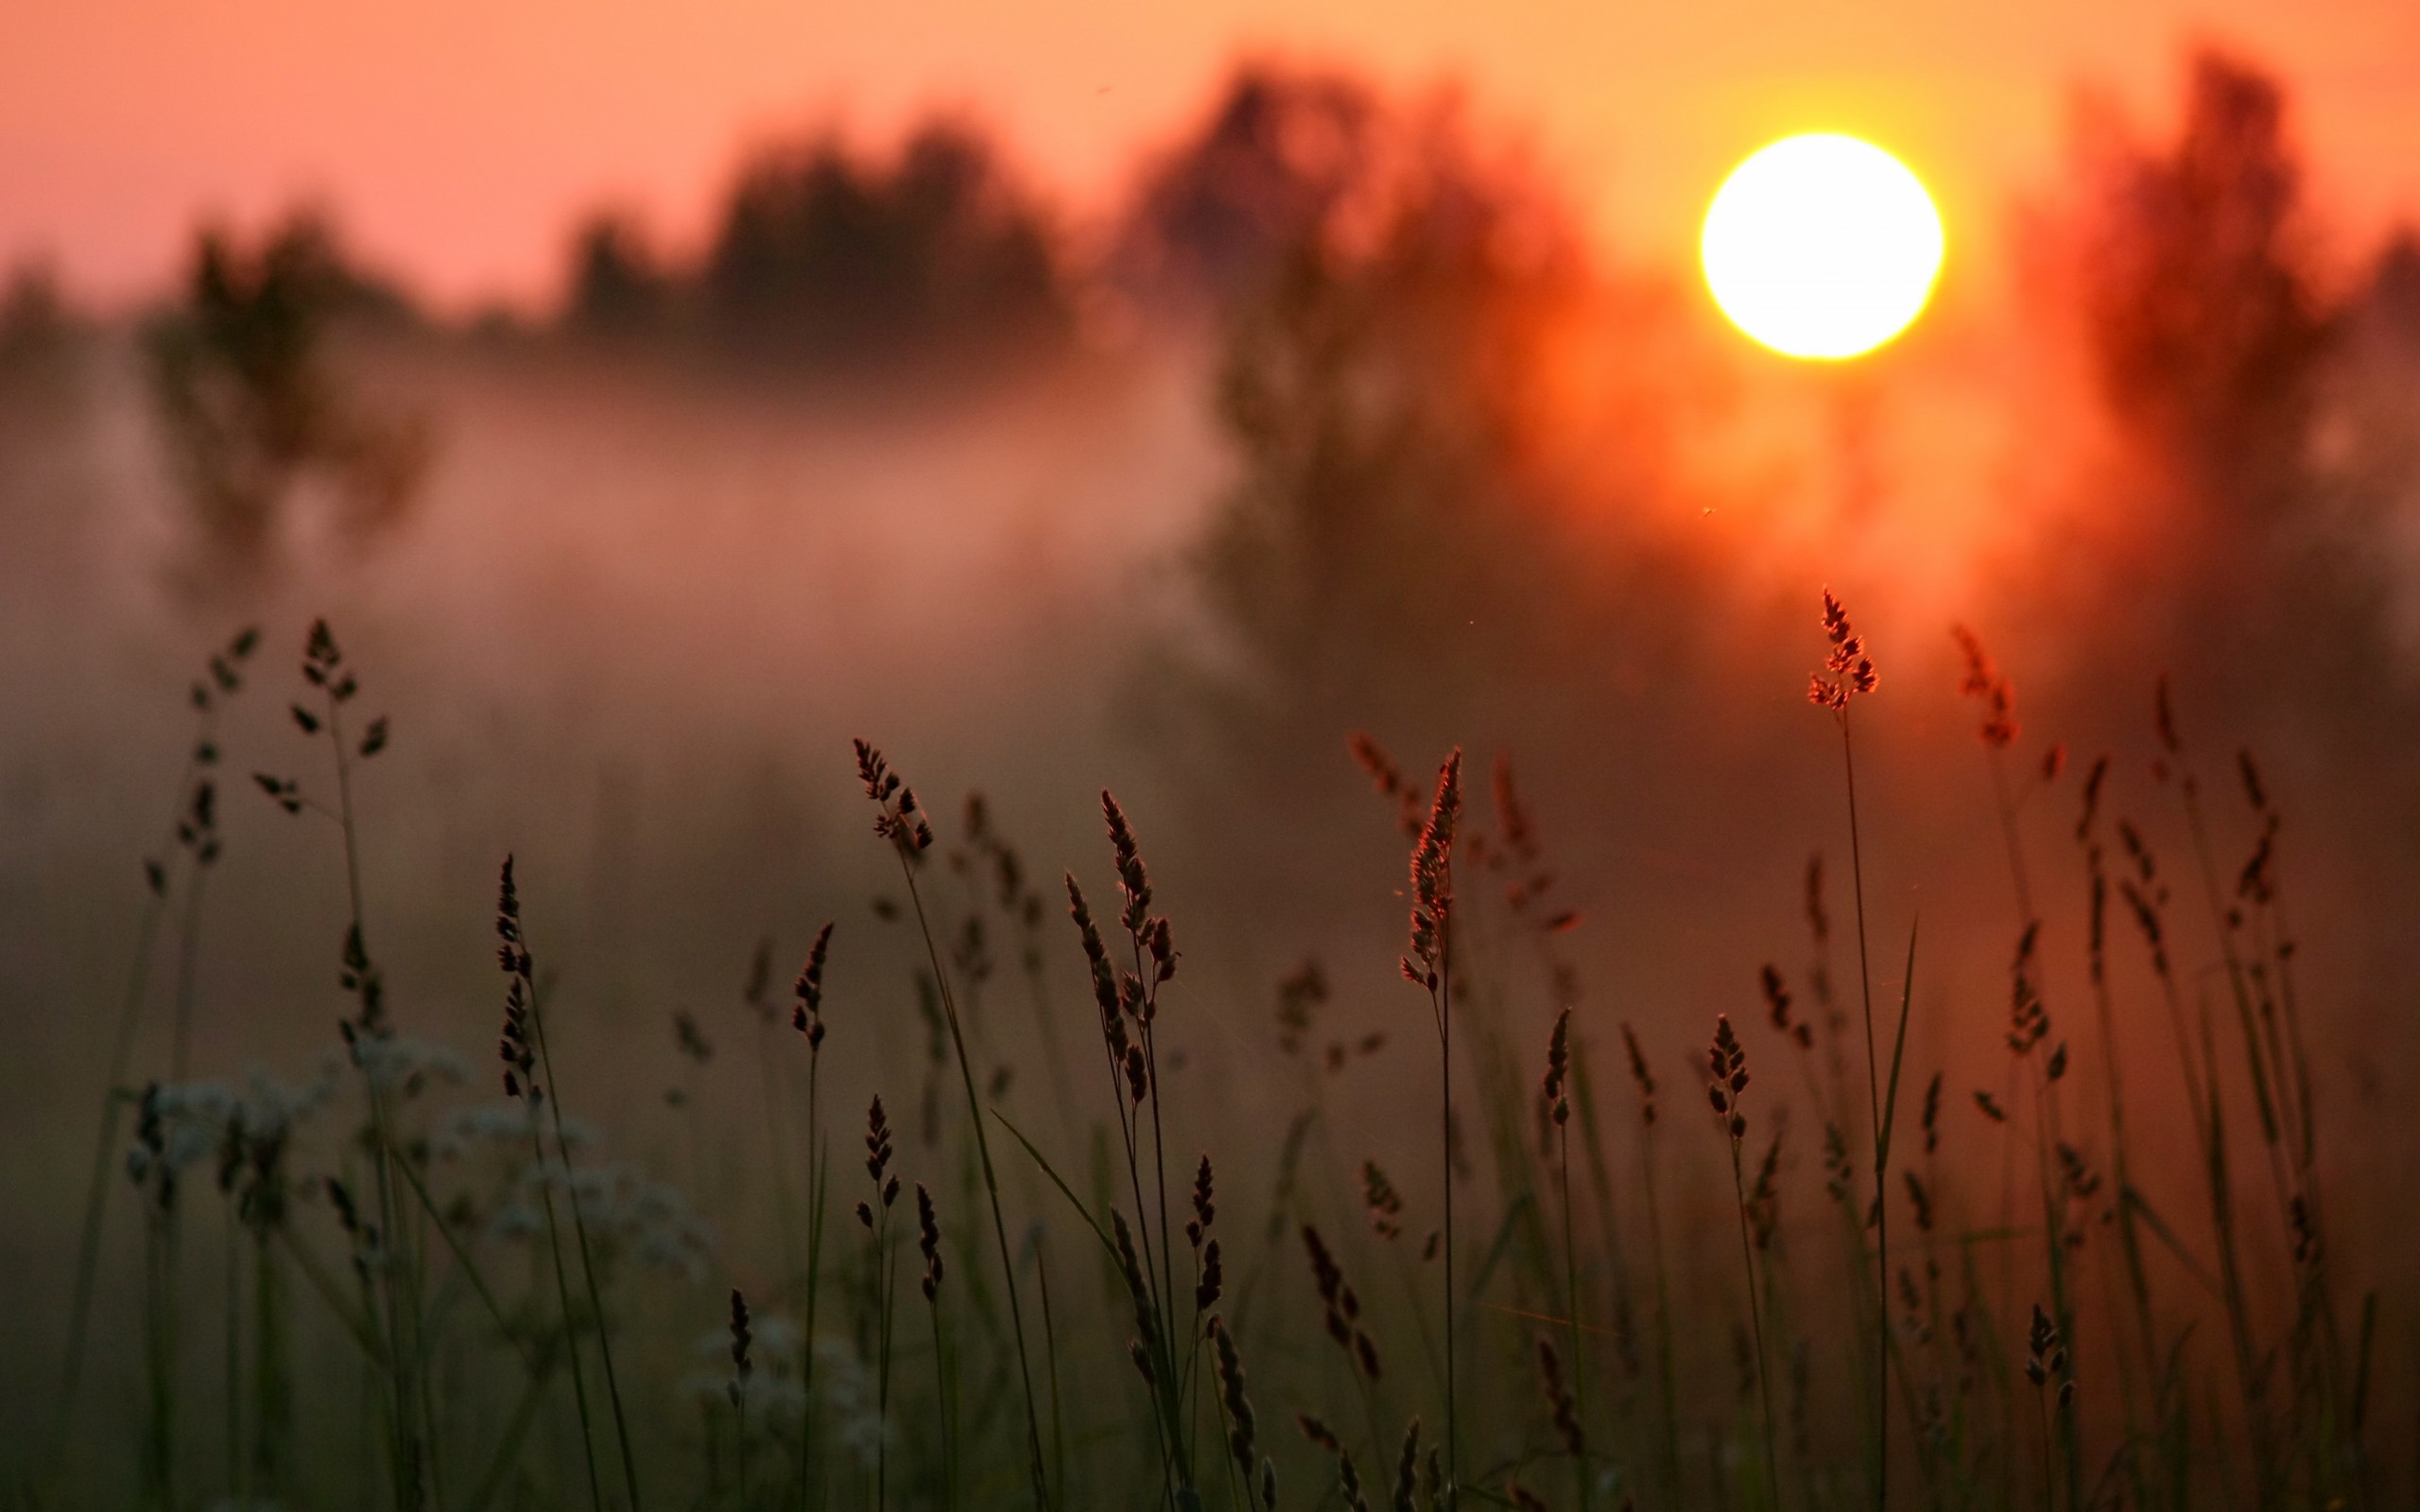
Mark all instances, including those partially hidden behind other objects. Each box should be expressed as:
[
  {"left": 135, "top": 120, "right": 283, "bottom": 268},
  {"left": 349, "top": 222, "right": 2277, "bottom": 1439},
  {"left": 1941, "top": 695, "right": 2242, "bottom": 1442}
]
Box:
[{"left": 1701, "top": 134, "right": 1944, "bottom": 359}]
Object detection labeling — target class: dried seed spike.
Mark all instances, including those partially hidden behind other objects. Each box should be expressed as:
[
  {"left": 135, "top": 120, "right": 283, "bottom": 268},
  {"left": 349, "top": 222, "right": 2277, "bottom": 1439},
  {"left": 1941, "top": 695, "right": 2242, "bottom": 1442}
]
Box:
[
  {"left": 1100, "top": 790, "right": 1152, "bottom": 932},
  {"left": 792, "top": 921, "right": 835, "bottom": 1049},
  {"left": 1950, "top": 624, "right": 2020, "bottom": 748},
  {"left": 1208, "top": 1314, "right": 1266, "bottom": 1505},
  {"left": 1301, "top": 1225, "right": 1343, "bottom": 1308},
  {"left": 2238, "top": 748, "right": 2270, "bottom": 813},
  {"left": 1905, "top": 1170, "right": 1933, "bottom": 1232},
  {"left": 1337, "top": 1452, "right": 1371, "bottom": 1512},
  {"left": 1064, "top": 874, "right": 1123, "bottom": 1033},
  {"left": 1706, "top": 1012, "right": 1749, "bottom": 1138},
  {"left": 729, "top": 1288, "right": 752, "bottom": 1380},
  {"left": 1189, "top": 1155, "right": 1216, "bottom": 1245},
  {"left": 1536, "top": 1335, "right": 1585, "bottom": 1455},
  {"left": 1620, "top": 1021, "right": 1657, "bottom": 1126},
  {"left": 1811, "top": 589, "right": 1880, "bottom": 709},
  {"left": 1111, "top": 1209, "right": 1153, "bottom": 1333},
  {"left": 1347, "top": 731, "right": 1425, "bottom": 839},
  {"left": 2026, "top": 1303, "right": 2057, "bottom": 1385},
  {"left": 1359, "top": 1160, "right": 1404, "bottom": 1240},
  {"left": 1392, "top": 1419, "right": 1422, "bottom": 1512},
  {"left": 917, "top": 1182, "right": 944, "bottom": 1300},
  {"left": 2076, "top": 754, "right": 2111, "bottom": 844},
  {"left": 1542, "top": 1007, "right": 1572, "bottom": 1125},
  {"left": 864, "top": 1095, "right": 893, "bottom": 1183}
]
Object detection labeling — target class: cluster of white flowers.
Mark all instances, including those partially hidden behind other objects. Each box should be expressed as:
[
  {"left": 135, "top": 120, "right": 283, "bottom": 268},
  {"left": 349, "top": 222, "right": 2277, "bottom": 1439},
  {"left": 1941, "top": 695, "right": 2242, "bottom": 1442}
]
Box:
[
  {"left": 681, "top": 1312, "right": 811, "bottom": 1417},
  {"left": 481, "top": 1160, "right": 715, "bottom": 1282},
  {"left": 348, "top": 1034, "right": 468, "bottom": 1097},
  {"left": 124, "top": 1065, "right": 341, "bottom": 1192},
  {"left": 813, "top": 1338, "right": 890, "bottom": 1467},
  {"left": 691, "top": 1313, "right": 804, "bottom": 1370},
  {"left": 429, "top": 1099, "right": 599, "bottom": 1161}
]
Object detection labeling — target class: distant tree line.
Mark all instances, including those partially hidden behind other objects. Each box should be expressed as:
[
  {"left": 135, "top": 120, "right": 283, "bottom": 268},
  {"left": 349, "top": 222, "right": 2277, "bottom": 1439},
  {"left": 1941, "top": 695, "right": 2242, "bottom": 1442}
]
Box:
[{"left": 560, "top": 64, "right": 1492, "bottom": 368}]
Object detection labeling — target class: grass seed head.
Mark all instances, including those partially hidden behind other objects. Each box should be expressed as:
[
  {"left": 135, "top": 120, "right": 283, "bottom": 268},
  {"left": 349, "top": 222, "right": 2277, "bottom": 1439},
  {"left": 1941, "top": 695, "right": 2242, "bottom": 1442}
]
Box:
[
  {"left": 1392, "top": 1418, "right": 1422, "bottom": 1512},
  {"left": 917, "top": 1182, "right": 943, "bottom": 1300},
  {"left": 1542, "top": 1007, "right": 1572, "bottom": 1125},
  {"left": 1621, "top": 1021, "right": 1657, "bottom": 1126},
  {"left": 728, "top": 1288, "right": 752, "bottom": 1402},
  {"left": 1100, "top": 790, "right": 1153, "bottom": 934},
  {"left": 1401, "top": 751, "right": 1462, "bottom": 989},
  {"left": 1810, "top": 590, "right": 1879, "bottom": 710},
  {"left": 1535, "top": 1336, "right": 1585, "bottom": 1455},
  {"left": 1950, "top": 624, "right": 2018, "bottom": 747},
  {"left": 1361, "top": 1160, "right": 1404, "bottom": 1240},
  {"left": 864, "top": 1094, "right": 895, "bottom": 1202},
  {"left": 791, "top": 921, "right": 834, "bottom": 1049},
  {"left": 1188, "top": 1154, "right": 1216, "bottom": 1246},
  {"left": 1707, "top": 1014, "right": 1749, "bottom": 1139},
  {"left": 1348, "top": 732, "right": 1426, "bottom": 840}
]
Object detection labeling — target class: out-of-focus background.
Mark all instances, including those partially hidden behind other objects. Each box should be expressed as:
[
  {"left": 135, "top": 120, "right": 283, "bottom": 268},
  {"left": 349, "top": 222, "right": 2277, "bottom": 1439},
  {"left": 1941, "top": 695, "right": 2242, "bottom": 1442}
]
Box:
[{"left": 5, "top": 0, "right": 2420, "bottom": 1495}]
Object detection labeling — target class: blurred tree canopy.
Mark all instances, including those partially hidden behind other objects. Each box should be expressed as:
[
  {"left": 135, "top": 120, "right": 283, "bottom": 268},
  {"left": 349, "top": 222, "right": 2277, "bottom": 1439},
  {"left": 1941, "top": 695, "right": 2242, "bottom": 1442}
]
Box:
[
  {"left": 2073, "top": 50, "right": 2332, "bottom": 533},
  {"left": 148, "top": 214, "right": 428, "bottom": 597},
  {"left": 565, "top": 121, "right": 1071, "bottom": 369},
  {"left": 1115, "top": 65, "right": 1389, "bottom": 311},
  {"left": 2036, "top": 47, "right": 2420, "bottom": 766},
  {"left": 565, "top": 215, "right": 672, "bottom": 339},
  {"left": 1139, "top": 65, "right": 1703, "bottom": 790}
]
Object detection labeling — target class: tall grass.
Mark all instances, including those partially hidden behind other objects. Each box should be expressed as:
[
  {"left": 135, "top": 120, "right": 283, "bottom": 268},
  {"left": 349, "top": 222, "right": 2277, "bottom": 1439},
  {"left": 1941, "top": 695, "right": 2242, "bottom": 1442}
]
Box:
[{"left": 28, "top": 611, "right": 2400, "bottom": 1512}]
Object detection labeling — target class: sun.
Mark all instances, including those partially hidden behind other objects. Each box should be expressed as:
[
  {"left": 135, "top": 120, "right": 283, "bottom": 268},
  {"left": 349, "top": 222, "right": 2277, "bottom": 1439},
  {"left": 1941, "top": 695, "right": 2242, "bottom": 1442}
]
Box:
[{"left": 1701, "top": 133, "right": 1945, "bottom": 360}]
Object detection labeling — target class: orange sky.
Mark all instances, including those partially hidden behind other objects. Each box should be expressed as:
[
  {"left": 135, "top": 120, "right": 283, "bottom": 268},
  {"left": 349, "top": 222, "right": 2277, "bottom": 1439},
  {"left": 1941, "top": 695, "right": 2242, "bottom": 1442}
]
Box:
[{"left": 6, "top": 0, "right": 2419, "bottom": 313}]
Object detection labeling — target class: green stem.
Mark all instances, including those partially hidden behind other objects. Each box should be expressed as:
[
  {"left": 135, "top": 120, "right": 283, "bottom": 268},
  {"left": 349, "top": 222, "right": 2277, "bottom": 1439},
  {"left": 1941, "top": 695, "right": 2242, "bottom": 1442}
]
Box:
[
  {"left": 896, "top": 852, "right": 1054, "bottom": 1510},
  {"left": 1839, "top": 713, "right": 1887, "bottom": 1508},
  {"left": 527, "top": 987, "right": 644, "bottom": 1512}
]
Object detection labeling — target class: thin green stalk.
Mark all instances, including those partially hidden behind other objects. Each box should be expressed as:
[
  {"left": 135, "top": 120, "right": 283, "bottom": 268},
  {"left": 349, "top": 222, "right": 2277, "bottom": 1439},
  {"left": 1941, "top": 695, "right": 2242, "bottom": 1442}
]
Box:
[
  {"left": 758, "top": 1013, "right": 804, "bottom": 1297},
  {"left": 308, "top": 672, "right": 428, "bottom": 1512},
  {"left": 799, "top": 1058, "right": 827, "bottom": 1512},
  {"left": 527, "top": 1118, "right": 607, "bottom": 1512},
  {"left": 459, "top": 1351, "right": 561, "bottom": 1512},
  {"left": 386, "top": 1143, "right": 544, "bottom": 1375},
  {"left": 168, "top": 865, "right": 212, "bottom": 1085},
  {"left": 526, "top": 985, "right": 644, "bottom": 1512},
  {"left": 1622, "top": 1040, "right": 1683, "bottom": 1506},
  {"left": 873, "top": 1200, "right": 896, "bottom": 1512},
  {"left": 1436, "top": 937, "right": 1461, "bottom": 1510},
  {"left": 144, "top": 1201, "right": 180, "bottom": 1512},
  {"left": 225, "top": 1202, "right": 244, "bottom": 1509},
  {"left": 1838, "top": 710, "right": 1889, "bottom": 1509},
  {"left": 1725, "top": 1128, "right": 1779, "bottom": 1509},
  {"left": 1555, "top": 1121, "right": 1586, "bottom": 1512},
  {"left": 894, "top": 852, "right": 1054, "bottom": 1510},
  {"left": 250, "top": 1225, "right": 290, "bottom": 1499},
  {"left": 928, "top": 1292, "right": 956, "bottom": 1512},
  {"left": 52, "top": 769, "right": 210, "bottom": 1483},
  {"left": 1037, "top": 1236, "right": 1067, "bottom": 1510}
]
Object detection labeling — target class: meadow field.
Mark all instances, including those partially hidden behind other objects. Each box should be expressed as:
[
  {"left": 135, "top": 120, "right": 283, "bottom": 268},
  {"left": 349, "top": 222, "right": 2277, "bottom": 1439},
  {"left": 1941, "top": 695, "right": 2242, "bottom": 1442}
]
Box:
[{"left": 5, "top": 44, "right": 2419, "bottom": 1512}]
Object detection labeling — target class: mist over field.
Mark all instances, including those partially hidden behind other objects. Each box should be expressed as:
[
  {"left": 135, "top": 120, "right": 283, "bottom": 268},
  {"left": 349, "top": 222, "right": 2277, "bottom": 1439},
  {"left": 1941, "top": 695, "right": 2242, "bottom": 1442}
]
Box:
[{"left": 4, "top": 43, "right": 2420, "bottom": 1511}]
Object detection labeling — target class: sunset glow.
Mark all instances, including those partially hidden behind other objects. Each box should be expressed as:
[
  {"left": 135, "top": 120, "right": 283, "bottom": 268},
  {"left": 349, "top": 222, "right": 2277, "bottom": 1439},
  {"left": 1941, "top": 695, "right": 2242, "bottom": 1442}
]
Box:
[{"left": 1701, "top": 134, "right": 1945, "bottom": 360}]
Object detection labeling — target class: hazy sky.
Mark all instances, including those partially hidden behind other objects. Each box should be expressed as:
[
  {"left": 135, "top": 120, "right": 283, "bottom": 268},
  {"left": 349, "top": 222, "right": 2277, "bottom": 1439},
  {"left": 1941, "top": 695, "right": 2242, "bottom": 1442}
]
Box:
[{"left": 6, "top": 0, "right": 2418, "bottom": 312}]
